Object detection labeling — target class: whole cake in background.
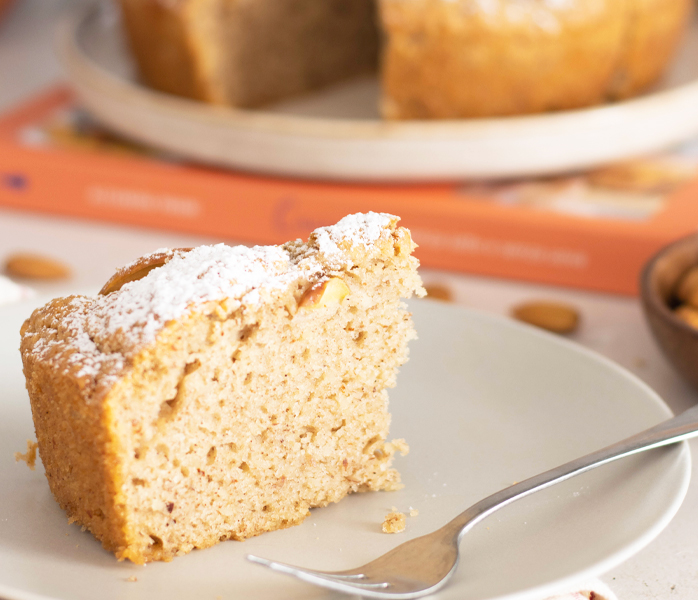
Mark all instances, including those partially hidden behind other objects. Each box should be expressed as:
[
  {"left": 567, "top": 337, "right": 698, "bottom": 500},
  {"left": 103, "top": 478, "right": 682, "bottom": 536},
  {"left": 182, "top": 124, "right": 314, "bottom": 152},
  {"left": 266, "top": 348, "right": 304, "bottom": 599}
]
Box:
[
  {"left": 117, "top": 0, "right": 692, "bottom": 119},
  {"left": 20, "top": 213, "right": 425, "bottom": 563}
]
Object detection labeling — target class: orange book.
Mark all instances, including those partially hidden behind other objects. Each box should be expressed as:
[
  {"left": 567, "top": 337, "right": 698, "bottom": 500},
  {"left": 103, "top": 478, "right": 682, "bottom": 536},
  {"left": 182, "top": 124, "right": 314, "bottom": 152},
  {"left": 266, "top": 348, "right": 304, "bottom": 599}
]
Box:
[{"left": 2, "top": 87, "right": 698, "bottom": 296}]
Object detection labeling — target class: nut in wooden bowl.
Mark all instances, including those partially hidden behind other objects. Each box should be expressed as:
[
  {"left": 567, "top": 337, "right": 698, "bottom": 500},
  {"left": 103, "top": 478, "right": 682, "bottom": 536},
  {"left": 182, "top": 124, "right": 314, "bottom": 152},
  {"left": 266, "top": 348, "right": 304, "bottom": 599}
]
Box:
[{"left": 641, "top": 233, "right": 698, "bottom": 391}]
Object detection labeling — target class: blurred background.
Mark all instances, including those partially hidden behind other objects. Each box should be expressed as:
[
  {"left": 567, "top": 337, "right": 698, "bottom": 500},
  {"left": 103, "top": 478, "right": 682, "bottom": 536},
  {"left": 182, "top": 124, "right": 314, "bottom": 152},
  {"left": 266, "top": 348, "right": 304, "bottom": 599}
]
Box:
[{"left": 3, "top": 1, "right": 698, "bottom": 599}]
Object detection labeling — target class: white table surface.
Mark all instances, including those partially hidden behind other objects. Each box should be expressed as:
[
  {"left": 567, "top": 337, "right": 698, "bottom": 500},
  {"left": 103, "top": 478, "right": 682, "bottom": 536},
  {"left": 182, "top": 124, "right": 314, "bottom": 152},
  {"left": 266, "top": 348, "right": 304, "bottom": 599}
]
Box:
[{"left": 1, "top": 2, "right": 698, "bottom": 599}]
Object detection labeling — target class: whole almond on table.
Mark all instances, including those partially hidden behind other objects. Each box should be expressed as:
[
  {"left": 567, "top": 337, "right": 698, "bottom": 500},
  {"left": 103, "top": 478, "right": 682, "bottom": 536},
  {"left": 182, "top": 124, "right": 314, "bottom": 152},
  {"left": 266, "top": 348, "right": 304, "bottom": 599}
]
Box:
[
  {"left": 5, "top": 252, "right": 71, "bottom": 280},
  {"left": 511, "top": 301, "right": 580, "bottom": 334},
  {"left": 424, "top": 283, "right": 453, "bottom": 302}
]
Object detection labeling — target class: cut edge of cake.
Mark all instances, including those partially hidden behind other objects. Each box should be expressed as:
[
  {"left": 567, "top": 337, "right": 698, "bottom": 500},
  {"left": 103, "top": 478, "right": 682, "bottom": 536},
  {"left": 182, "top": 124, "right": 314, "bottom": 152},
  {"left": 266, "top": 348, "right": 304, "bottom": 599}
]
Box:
[{"left": 20, "top": 212, "right": 425, "bottom": 563}]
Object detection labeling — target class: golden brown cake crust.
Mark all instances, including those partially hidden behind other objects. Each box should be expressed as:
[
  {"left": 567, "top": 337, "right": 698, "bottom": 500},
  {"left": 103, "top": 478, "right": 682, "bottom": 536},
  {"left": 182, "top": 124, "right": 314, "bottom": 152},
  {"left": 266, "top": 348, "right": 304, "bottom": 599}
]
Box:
[
  {"left": 608, "top": 0, "right": 693, "bottom": 100},
  {"left": 380, "top": 0, "right": 692, "bottom": 119},
  {"left": 116, "top": 0, "right": 691, "bottom": 118},
  {"left": 118, "top": 0, "right": 380, "bottom": 107},
  {"left": 20, "top": 298, "right": 130, "bottom": 557},
  {"left": 21, "top": 213, "right": 425, "bottom": 564},
  {"left": 118, "top": 0, "right": 214, "bottom": 102}
]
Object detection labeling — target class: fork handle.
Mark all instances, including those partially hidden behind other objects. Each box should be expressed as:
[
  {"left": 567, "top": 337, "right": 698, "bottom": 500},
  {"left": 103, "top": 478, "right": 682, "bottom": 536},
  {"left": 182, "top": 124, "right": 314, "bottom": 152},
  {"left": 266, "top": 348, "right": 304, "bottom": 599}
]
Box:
[{"left": 444, "top": 403, "right": 698, "bottom": 541}]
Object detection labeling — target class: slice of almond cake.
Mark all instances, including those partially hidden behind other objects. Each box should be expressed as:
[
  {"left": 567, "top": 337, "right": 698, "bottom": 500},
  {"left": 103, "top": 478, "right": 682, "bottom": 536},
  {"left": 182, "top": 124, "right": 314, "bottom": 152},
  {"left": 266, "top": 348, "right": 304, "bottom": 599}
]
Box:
[{"left": 20, "top": 213, "right": 424, "bottom": 563}]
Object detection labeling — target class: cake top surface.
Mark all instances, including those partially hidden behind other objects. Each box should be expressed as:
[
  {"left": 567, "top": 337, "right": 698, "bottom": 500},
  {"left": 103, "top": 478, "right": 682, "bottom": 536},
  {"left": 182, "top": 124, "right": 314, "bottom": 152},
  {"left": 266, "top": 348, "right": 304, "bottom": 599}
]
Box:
[
  {"left": 100, "top": 211, "right": 395, "bottom": 343},
  {"left": 312, "top": 212, "right": 395, "bottom": 265},
  {"left": 21, "top": 212, "right": 401, "bottom": 395}
]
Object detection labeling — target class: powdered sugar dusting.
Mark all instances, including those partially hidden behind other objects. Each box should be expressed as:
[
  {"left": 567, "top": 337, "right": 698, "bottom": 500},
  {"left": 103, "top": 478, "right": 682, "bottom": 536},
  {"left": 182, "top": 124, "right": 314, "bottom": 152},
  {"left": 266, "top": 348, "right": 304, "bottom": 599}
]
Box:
[
  {"left": 97, "top": 243, "right": 298, "bottom": 346},
  {"left": 66, "top": 298, "right": 126, "bottom": 380},
  {"left": 313, "top": 212, "right": 394, "bottom": 267},
  {"left": 121, "top": 248, "right": 173, "bottom": 273},
  {"left": 25, "top": 296, "right": 126, "bottom": 388},
  {"left": 22, "top": 213, "right": 400, "bottom": 398}
]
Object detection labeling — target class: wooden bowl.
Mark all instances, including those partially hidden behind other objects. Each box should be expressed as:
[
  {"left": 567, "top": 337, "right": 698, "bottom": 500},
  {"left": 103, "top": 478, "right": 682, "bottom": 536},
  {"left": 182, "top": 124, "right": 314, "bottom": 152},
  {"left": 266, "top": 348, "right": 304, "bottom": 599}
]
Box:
[{"left": 641, "top": 233, "right": 698, "bottom": 390}]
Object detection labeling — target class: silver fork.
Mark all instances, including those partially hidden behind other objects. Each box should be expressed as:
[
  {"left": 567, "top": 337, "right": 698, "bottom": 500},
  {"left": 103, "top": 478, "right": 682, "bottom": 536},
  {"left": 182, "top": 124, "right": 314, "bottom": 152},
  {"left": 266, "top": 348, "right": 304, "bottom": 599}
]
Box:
[{"left": 248, "top": 403, "right": 698, "bottom": 599}]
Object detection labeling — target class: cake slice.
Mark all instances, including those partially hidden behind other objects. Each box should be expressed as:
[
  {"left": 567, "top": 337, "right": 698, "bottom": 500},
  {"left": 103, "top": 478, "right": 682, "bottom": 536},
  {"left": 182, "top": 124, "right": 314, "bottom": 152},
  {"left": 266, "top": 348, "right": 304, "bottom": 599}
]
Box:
[{"left": 20, "top": 213, "right": 424, "bottom": 564}]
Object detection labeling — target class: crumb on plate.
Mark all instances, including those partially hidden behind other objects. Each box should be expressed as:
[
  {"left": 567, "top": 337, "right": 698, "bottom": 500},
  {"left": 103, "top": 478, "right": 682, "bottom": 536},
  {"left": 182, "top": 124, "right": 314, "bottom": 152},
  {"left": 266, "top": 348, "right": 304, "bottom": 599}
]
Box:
[
  {"left": 382, "top": 511, "right": 406, "bottom": 534},
  {"left": 14, "top": 440, "right": 39, "bottom": 470}
]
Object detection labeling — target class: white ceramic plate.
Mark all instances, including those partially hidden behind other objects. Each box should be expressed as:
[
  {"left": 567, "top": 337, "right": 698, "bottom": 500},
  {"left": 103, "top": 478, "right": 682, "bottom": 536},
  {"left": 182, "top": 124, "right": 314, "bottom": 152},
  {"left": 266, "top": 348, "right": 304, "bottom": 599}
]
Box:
[
  {"left": 58, "top": 5, "right": 698, "bottom": 182},
  {"left": 0, "top": 298, "right": 690, "bottom": 600}
]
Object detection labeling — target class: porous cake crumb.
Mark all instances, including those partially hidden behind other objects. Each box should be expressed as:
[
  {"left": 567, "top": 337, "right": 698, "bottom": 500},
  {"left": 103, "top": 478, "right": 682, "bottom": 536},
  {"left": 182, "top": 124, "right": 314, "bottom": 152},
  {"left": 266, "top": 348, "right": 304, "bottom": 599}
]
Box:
[
  {"left": 382, "top": 511, "right": 406, "bottom": 534},
  {"left": 409, "top": 507, "right": 419, "bottom": 517},
  {"left": 386, "top": 438, "right": 409, "bottom": 456},
  {"left": 20, "top": 213, "right": 424, "bottom": 563},
  {"left": 14, "top": 439, "right": 39, "bottom": 470}
]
